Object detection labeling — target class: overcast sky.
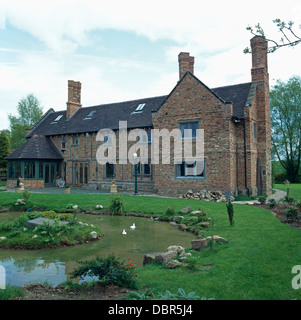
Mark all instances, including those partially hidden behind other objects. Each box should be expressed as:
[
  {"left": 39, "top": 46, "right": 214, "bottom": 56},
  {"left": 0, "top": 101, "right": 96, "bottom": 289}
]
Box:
[{"left": 0, "top": 0, "right": 300, "bottom": 130}]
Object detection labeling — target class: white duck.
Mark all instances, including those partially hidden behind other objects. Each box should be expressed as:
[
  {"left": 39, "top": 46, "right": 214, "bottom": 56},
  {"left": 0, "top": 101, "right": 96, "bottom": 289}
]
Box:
[
  {"left": 122, "top": 229, "right": 127, "bottom": 235},
  {"left": 130, "top": 223, "right": 136, "bottom": 230}
]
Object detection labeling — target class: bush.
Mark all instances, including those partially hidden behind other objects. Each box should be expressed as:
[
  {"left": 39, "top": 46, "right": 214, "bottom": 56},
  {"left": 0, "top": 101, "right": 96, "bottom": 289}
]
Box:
[
  {"left": 70, "top": 255, "right": 138, "bottom": 289},
  {"left": 284, "top": 207, "right": 300, "bottom": 222},
  {"left": 109, "top": 195, "right": 124, "bottom": 215},
  {"left": 165, "top": 207, "right": 176, "bottom": 216},
  {"left": 258, "top": 196, "right": 266, "bottom": 205},
  {"left": 268, "top": 198, "right": 277, "bottom": 208},
  {"left": 226, "top": 201, "right": 234, "bottom": 225},
  {"left": 284, "top": 196, "right": 295, "bottom": 205},
  {"left": 22, "top": 190, "right": 31, "bottom": 202}
]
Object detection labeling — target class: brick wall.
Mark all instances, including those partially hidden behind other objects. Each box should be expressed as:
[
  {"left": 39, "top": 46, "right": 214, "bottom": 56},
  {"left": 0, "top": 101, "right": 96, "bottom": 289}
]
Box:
[{"left": 152, "top": 72, "right": 236, "bottom": 196}]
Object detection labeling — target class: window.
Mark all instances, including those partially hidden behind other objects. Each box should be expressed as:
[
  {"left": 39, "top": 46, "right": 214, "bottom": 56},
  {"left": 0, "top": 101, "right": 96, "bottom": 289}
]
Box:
[
  {"left": 105, "top": 163, "right": 115, "bottom": 179},
  {"left": 61, "top": 138, "right": 66, "bottom": 150},
  {"left": 24, "top": 161, "right": 35, "bottom": 179},
  {"left": 73, "top": 135, "right": 79, "bottom": 145},
  {"left": 54, "top": 115, "right": 63, "bottom": 122},
  {"left": 135, "top": 103, "right": 145, "bottom": 111},
  {"left": 253, "top": 122, "right": 257, "bottom": 140},
  {"left": 39, "top": 163, "right": 44, "bottom": 179},
  {"left": 144, "top": 163, "right": 151, "bottom": 175},
  {"left": 84, "top": 110, "right": 96, "bottom": 120},
  {"left": 175, "top": 160, "right": 205, "bottom": 179},
  {"left": 132, "top": 103, "right": 146, "bottom": 114},
  {"left": 132, "top": 162, "right": 151, "bottom": 176},
  {"left": 179, "top": 121, "right": 199, "bottom": 139},
  {"left": 51, "top": 114, "right": 63, "bottom": 124}
]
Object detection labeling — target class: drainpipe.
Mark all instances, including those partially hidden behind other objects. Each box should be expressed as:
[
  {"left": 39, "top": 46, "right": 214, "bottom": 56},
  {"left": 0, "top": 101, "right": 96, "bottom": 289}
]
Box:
[{"left": 243, "top": 119, "right": 250, "bottom": 196}]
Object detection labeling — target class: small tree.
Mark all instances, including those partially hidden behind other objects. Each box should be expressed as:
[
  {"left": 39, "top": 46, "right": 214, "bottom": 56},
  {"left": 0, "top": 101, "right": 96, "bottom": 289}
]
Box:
[
  {"left": 226, "top": 200, "right": 234, "bottom": 226},
  {"left": 0, "top": 130, "right": 10, "bottom": 171},
  {"left": 8, "top": 93, "right": 43, "bottom": 149}
]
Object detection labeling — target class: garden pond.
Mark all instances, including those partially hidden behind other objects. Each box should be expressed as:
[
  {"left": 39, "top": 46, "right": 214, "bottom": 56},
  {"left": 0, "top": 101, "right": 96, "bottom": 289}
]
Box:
[{"left": 0, "top": 212, "right": 195, "bottom": 287}]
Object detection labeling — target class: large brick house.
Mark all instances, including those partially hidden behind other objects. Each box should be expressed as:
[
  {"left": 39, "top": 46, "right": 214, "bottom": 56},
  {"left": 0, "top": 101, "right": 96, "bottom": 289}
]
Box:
[{"left": 6, "top": 36, "right": 272, "bottom": 196}]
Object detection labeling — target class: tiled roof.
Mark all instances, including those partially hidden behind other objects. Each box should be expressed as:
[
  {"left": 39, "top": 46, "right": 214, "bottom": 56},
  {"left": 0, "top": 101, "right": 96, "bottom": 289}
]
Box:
[
  {"left": 5, "top": 134, "right": 63, "bottom": 160},
  {"left": 28, "top": 95, "right": 168, "bottom": 137},
  {"left": 212, "top": 82, "right": 254, "bottom": 119},
  {"left": 27, "top": 74, "right": 254, "bottom": 137}
]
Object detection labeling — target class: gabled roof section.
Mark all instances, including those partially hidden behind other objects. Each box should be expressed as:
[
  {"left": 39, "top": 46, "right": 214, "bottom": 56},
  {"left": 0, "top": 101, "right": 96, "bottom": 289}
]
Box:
[
  {"left": 157, "top": 71, "right": 230, "bottom": 110},
  {"left": 5, "top": 134, "right": 63, "bottom": 160}
]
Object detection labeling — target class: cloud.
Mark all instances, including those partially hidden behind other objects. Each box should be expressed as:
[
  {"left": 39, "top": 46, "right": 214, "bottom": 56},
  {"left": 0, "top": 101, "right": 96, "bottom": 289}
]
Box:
[{"left": 1, "top": 0, "right": 301, "bottom": 131}]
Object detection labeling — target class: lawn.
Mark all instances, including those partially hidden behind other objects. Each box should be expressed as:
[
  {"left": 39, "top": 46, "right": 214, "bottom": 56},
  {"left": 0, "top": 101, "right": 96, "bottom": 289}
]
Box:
[
  {"left": 0, "top": 191, "right": 301, "bottom": 300},
  {"left": 274, "top": 183, "right": 301, "bottom": 200}
]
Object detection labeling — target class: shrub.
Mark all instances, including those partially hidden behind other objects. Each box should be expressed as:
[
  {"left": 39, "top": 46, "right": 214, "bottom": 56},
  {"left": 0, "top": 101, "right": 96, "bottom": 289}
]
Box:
[
  {"left": 284, "top": 196, "right": 295, "bottom": 205},
  {"left": 196, "top": 209, "right": 207, "bottom": 222},
  {"left": 258, "top": 196, "right": 266, "bottom": 205},
  {"left": 70, "top": 255, "right": 138, "bottom": 289},
  {"left": 165, "top": 207, "right": 176, "bottom": 216},
  {"left": 22, "top": 190, "right": 31, "bottom": 202},
  {"left": 109, "top": 195, "right": 124, "bottom": 215},
  {"left": 41, "top": 210, "right": 56, "bottom": 219},
  {"left": 284, "top": 207, "right": 300, "bottom": 222},
  {"left": 268, "top": 198, "right": 277, "bottom": 208},
  {"left": 226, "top": 201, "right": 234, "bottom": 225}
]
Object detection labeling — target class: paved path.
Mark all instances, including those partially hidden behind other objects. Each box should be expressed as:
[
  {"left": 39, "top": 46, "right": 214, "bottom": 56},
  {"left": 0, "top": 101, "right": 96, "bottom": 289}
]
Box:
[{"left": 267, "top": 189, "right": 286, "bottom": 202}]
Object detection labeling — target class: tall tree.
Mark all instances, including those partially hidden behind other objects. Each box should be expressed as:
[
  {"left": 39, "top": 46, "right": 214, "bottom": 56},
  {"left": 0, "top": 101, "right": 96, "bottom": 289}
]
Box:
[
  {"left": 270, "top": 76, "right": 301, "bottom": 182},
  {"left": 0, "top": 130, "right": 10, "bottom": 172},
  {"left": 8, "top": 93, "right": 43, "bottom": 149}
]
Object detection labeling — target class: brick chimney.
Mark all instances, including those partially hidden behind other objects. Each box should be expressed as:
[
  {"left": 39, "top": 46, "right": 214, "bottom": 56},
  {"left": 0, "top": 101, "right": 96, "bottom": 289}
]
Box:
[
  {"left": 66, "top": 80, "right": 82, "bottom": 119},
  {"left": 250, "top": 36, "right": 268, "bottom": 82},
  {"left": 178, "top": 52, "right": 194, "bottom": 79}
]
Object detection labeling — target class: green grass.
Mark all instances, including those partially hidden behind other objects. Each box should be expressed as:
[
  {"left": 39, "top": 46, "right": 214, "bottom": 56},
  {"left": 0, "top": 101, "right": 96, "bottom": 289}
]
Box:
[
  {"left": 1, "top": 191, "right": 301, "bottom": 299},
  {"left": 274, "top": 183, "right": 301, "bottom": 200},
  {"left": 0, "top": 285, "right": 24, "bottom": 300}
]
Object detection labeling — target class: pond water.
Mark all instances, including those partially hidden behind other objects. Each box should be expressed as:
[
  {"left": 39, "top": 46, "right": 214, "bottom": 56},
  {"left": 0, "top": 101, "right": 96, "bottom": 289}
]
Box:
[{"left": 0, "top": 212, "right": 195, "bottom": 287}]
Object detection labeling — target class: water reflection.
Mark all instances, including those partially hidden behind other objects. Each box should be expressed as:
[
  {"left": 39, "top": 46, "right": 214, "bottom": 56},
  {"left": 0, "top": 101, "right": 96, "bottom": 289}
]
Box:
[{"left": 0, "top": 213, "right": 195, "bottom": 287}]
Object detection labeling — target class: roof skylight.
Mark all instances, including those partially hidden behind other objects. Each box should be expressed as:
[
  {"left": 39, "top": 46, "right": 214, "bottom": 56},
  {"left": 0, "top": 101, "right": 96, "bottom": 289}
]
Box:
[
  {"left": 131, "top": 103, "right": 146, "bottom": 115},
  {"left": 84, "top": 110, "right": 96, "bottom": 120},
  {"left": 135, "top": 103, "right": 145, "bottom": 111},
  {"left": 51, "top": 114, "right": 63, "bottom": 124}
]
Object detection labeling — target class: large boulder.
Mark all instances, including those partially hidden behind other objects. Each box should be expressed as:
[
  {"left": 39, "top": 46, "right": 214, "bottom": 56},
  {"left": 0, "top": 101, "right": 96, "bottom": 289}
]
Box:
[
  {"left": 165, "top": 260, "right": 181, "bottom": 269},
  {"left": 167, "top": 245, "right": 185, "bottom": 255},
  {"left": 180, "top": 206, "right": 192, "bottom": 214},
  {"left": 206, "top": 235, "right": 227, "bottom": 243},
  {"left": 155, "top": 250, "right": 178, "bottom": 264},
  {"left": 191, "top": 238, "right": 208, "bottom": 251}
]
